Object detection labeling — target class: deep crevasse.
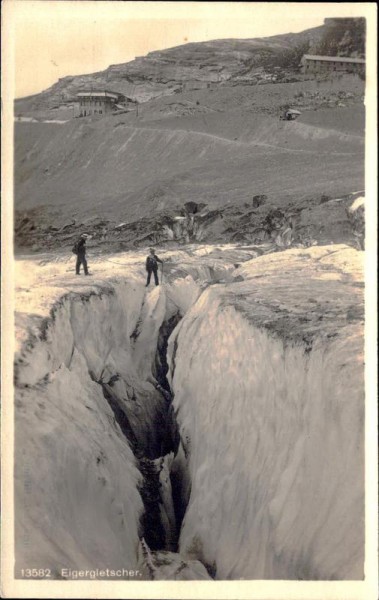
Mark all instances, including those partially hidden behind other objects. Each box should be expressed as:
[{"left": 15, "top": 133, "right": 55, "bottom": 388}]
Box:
[{"left": 14, "top": 274, "right": 204, "bottom": 576}]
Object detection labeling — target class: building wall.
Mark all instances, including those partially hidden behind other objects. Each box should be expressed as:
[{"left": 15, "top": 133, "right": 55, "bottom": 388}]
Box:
[
  {"left": 78, "top": 97, "right": 116, "bottom": 117},
  {"left": 302, "top": 59, "right": 364, "bottom": 75}
]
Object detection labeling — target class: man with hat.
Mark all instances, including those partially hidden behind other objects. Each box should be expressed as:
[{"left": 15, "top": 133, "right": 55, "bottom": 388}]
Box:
[
  {"left": 145, "top": 247, "right": 163, "bottom": 287},
  {"left": 73, "top": 233, "right": 91, "bottom": 275}
]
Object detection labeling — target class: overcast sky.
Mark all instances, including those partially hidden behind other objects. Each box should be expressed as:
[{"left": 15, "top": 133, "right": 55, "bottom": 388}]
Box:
[{"left": 6, "top": 1, "right": 368, "bottom": 98}]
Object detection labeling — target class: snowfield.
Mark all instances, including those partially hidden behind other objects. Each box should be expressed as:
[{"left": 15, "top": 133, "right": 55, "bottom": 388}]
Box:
[{"left": 14, "top": 244, "right": 364, "bottom": 580}]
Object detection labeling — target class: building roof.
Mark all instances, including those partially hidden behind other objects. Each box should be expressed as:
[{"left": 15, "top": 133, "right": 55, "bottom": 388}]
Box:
[
  {"left": 303, "top": 54, "right": 365, "bottom": 64},
  {"left": 77, "top": 90, "right": 125, "bottom": 100}
]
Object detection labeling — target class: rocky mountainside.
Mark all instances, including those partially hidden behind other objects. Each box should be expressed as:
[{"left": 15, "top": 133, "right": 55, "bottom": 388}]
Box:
[
  {"left": 15, "top": 25, "right": 325, "bottom": 113},
  {"left": 14, "top": 17, "right": 366, "bottom": 116},
  {"left": 14, "top": 17, "right": 365, "bottom": 253},
  {"left": 318, "top": 17, "right": 366, "bottom": 58}
]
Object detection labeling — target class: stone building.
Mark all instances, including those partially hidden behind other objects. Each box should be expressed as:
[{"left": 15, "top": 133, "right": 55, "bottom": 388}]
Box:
[
  {"left": 300, "top": 54, "right": 365, "bottom": 75},
  {"left": 76, "top": 90, "right": 127, "bottom": 117}
]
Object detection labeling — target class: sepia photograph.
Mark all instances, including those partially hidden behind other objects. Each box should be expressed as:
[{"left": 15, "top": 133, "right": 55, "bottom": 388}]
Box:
[{"left": 1, "top": 2, "right": 377, "bottom": 598}]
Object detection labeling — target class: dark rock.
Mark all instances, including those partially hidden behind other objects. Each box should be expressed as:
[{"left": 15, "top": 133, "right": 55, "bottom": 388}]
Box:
[
  {"left": 252, "top": 195, "right": 267, "bottom": 208},
  {"left": 183, "top": 201, "right": 207, "bottom": 215}
]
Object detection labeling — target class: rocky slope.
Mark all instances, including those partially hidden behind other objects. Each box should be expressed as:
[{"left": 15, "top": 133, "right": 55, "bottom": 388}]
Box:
[
  {"left": 15, "top": 25, "right": 325, "bottom": 114},
  {"left": 14, "top": 103, "right": 365, "bottom": 252},
  {"left": 13, "top": 18, "right": 365, "bottom": 254},
  {"left": 318, "top": 17, "right": 366, "bottom": 59},
  {"left": 14, "top": 17, "right": 366, "bottom": 118}
]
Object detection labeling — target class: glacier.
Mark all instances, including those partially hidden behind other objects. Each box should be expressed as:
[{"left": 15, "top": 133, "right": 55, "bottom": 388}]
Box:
[{"left": 14, "top": 244, "right": 364, "bottom": 581}]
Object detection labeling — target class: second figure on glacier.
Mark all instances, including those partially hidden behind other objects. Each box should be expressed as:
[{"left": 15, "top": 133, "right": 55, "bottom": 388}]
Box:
[{"left": 145, "top": 248, "right": 163, "bottom": 287}]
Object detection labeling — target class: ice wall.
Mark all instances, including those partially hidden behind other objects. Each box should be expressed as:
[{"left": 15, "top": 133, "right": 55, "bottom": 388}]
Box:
[
  {"left": 16, "top": 281, "right": 142, "bottom": 574},
  {"left": 168, "top": 246, "right": 364, "bottom": 580}
]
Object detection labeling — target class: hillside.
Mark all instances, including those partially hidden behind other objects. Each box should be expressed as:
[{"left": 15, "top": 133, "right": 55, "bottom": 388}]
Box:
[
  {"left": 15, "top": 93, "right": 365, "bottom": 252},
  {"left": 14, "top": 17, "right": 366, "bottom": 119},
  {"left": 15, "top": 106, "right": 364, "bottom": 211},
  {"left": 318, "top": 17, "right": 366, "bottom": 58},
  {"left": 15, "top": 25, "right": 325, "bottom": 115},
  {"left": 14, "top": 19, "right": 365, "bottom": 253}
]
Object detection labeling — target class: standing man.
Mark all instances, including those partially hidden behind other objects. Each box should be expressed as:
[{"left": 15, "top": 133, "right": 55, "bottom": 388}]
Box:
[
  {"left": 145, "top": 248, "right": 163, "bottom": 287},
  {"left": 73, "top": 233, "right": 90, "bottom": 275}
]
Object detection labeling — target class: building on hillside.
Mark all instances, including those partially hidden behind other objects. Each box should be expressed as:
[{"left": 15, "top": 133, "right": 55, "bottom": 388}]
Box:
[
  {"left": 76, "top": 90, "right": 130, "bottom": 117},
  {"left": 300, "top": 54, "right": 365, "bottom": 75}
]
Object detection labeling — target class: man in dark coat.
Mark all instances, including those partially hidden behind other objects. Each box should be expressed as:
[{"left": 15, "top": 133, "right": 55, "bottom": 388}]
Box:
[
  {"left": 145, "top": 248, "right": 163, "bottom": 286},
  {"left": 73, "top": 233, "right": 90, "bottom": 275}
]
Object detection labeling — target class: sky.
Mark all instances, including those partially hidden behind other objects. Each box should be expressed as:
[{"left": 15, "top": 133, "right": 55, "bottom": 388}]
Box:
[{"left": 5, "top": 1, "right": 370, "bottom": 98}]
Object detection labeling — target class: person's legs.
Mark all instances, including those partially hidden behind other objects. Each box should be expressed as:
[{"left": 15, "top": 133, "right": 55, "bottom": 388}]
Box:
[
  {"left": 76, "top": 256, "right": 81, "bottom": 274},
  {"left": 146, "top": 270, "right": 152, "bottom": 286},
  {"left": 83, "top": 257, "right": 89, "bottom": 275},
  {"left": 153, "top": 268, "right": 159, "bottom": 286}
]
